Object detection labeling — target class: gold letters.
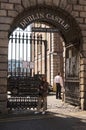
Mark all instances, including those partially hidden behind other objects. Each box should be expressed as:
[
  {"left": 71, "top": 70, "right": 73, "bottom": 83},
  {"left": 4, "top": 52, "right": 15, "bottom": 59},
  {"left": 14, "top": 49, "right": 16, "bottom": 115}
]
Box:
[{"left": 20, "top": 12, "right": 70, "bottom": 31}]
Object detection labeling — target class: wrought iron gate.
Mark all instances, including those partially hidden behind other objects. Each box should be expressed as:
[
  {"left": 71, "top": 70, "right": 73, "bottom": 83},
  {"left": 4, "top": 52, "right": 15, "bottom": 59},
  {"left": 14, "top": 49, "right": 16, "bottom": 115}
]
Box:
[
  {"left": 7, "top": 76, "right": 41, "bottom": 110},
  {"left": 7, "top": 28, "right": 47, "bottom": 110}
]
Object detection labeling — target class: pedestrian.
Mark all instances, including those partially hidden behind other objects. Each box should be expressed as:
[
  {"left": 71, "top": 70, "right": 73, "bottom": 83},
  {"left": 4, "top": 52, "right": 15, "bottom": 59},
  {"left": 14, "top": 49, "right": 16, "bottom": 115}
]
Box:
[
  {"left": 54, "top": 72, "right": 63, "bottom": 99},
  {"left": 34, "top": 76, "right": 48, "bottom": 114}
]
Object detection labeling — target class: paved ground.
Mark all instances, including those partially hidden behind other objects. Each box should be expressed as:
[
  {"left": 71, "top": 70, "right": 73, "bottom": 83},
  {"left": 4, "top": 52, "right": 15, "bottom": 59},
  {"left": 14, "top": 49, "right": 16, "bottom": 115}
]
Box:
[
  {"left": 0, "top": 95, "right": 86, "bottom": 130},
  {"left": 47, "top": 95, "right": 86, "bottom": 119},
  {"left": 47, "top": 95, "right": 81, "bottom": 114}
]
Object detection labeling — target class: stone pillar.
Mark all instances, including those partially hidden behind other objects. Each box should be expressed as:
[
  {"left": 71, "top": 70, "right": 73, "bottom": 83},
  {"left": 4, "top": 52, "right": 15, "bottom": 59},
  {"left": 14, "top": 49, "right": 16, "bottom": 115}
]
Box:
[
  {"left": 80, "top": 52, "right": 86, "bottom": 110},
  {"left": 0, "top": 34, "right": 8, "bottom": 113}
]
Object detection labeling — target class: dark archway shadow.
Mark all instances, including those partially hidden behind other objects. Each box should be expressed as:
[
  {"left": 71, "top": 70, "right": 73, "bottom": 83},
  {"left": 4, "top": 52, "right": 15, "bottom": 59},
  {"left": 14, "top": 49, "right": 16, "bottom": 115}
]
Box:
[{"left": 0, "top": 110, "right": 86, "bottom": 130}]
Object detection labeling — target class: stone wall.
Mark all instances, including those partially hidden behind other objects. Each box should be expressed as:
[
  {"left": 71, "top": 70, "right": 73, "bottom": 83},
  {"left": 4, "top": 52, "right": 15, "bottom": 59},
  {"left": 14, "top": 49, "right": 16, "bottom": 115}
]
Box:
[{"left": 0, "top": 0, "right": 86, "bottom": 112}]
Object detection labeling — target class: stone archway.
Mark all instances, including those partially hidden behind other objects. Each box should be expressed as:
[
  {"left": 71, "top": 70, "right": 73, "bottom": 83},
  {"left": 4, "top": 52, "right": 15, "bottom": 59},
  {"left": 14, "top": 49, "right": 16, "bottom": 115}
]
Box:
[
  {"left": 9, "top": 5, "right": 82, "bottom": 45},
  {"left": 0, "top": 3, "right": 85, "bottom": 113},
  {"left": 8, "top": 5, "right": 82, "bottom": 107}
]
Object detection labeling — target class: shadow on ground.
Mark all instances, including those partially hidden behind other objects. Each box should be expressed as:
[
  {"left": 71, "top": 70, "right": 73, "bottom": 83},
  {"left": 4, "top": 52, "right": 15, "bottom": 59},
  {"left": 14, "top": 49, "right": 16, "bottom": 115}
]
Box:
[{"left": 0, "top": 110, "right": 86, "bottom": 130}]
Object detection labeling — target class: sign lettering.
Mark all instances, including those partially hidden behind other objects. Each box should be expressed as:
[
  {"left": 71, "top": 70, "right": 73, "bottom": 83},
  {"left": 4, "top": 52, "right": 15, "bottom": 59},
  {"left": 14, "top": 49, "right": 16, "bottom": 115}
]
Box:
[{"left": 19, "top": 12, "right": 70, "bottom": 31}]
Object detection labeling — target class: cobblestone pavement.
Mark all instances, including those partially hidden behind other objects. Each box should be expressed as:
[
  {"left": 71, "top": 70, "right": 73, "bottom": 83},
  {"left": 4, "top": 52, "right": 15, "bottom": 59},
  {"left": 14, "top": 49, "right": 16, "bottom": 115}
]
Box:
[
  {"left": 47, "top": 95, "right": 81, "bottom": 114},
  {"left": 47, "top": 95, "right": 86, "bottom": 120}
]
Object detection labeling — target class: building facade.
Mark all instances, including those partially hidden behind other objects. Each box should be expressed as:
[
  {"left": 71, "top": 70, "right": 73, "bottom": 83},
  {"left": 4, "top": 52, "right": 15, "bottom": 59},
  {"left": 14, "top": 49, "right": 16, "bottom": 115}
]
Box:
[{"left": 31, "top": 23, "right": 64, "bottom": 86}]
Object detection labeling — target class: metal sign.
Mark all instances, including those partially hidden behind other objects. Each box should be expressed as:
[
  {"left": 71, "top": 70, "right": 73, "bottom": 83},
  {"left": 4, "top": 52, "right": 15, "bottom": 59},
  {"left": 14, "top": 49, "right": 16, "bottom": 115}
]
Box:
[
  {"left": 30, "top": 62, "right": 34, "bottom": 69},
  {"left": 32, "top": 27, "right": 58, "bottom": 32}
]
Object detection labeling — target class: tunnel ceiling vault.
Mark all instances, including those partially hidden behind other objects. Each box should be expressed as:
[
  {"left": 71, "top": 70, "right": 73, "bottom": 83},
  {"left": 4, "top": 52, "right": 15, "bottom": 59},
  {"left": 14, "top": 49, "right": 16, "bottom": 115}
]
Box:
[{"left": 9, "top": 5, "right": 82, "bottom": 46}]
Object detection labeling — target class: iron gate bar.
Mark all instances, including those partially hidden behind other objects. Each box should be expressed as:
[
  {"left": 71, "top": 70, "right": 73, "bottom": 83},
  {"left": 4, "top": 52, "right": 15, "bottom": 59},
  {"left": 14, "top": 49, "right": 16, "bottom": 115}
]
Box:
[
  {"left": 40, "top": 35, "right": 42, "bottom": 74},
  {"left": 37, "top": 34, "right": 39, "bottom": 73},
  {"left": 14, "top": 34, "right": 16, "bottom": 76},
  {"left": 44, "top": 40, "right": 47, "bottom": 78},
  {"left": 26, "top": 33, "right": 28, "bottom": 76},
  {"left": 11, "top": 34, "right": 13, "bottom": 76},
  {"left": 30, "top": 34, "right": 32, "bottom": 76},
  {"left": 33, "top": 34, "right": 36, "bottom": 75},
  {"left": 22, "top": 33, "right": 24, "bottom": 76},
  {"left": 19, "top": 33, "right": 20, "bottom": 76}
]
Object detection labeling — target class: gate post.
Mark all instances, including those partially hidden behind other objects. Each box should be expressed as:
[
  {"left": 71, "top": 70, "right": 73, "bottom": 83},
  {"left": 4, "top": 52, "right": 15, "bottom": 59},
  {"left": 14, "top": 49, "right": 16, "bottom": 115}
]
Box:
[
  {"left": 80, "top": 51, "right": 86, "bottom": 110},
  {"left": 0, "top": 37, "right": 8, "bottom": 114}
]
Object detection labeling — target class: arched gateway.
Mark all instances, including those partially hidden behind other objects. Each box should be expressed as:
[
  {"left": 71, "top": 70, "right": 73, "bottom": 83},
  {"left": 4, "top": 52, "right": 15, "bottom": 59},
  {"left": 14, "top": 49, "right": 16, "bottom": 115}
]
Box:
[
  {"left": 9, "top": 6, "right": 82, "bottom": 45},
  {"left": 0, "top": 3, "right": 86, "bottom": 113}
]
